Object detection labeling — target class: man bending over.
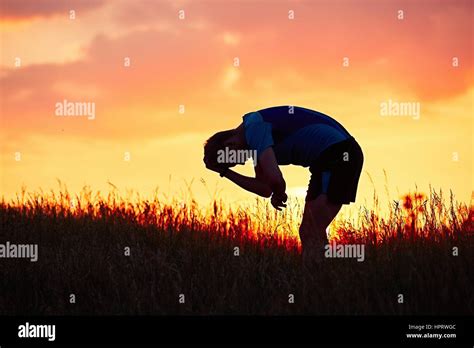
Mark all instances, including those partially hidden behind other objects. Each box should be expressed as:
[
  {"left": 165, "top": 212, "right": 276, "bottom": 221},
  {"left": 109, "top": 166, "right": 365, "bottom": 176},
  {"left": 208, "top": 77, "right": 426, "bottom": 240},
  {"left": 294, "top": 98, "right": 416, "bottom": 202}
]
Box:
[{"left": 203, "top": 106, "right": 363, "bottom": 267}]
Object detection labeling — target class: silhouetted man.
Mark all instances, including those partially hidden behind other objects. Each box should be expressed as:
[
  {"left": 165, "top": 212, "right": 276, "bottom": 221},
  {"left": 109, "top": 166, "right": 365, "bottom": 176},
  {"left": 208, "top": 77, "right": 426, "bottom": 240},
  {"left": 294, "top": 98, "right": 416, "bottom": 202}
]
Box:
[{"left": 204, "top": 106, "right": 363, "bottom": 267}]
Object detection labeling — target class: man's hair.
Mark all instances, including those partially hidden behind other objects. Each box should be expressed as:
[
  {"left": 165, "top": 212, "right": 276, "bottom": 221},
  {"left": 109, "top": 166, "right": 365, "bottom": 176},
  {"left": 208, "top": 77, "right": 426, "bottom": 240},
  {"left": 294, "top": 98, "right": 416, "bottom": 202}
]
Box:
[{"left": 204, "top": 129, "right": 236, "bottom": 167}]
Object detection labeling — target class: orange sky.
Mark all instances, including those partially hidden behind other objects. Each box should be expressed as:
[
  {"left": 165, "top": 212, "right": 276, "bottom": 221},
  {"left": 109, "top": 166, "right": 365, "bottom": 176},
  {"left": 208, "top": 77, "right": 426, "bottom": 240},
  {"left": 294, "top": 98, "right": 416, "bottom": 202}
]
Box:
[{"left": 0, "top": 0, "right": 472, "bottom": 214}]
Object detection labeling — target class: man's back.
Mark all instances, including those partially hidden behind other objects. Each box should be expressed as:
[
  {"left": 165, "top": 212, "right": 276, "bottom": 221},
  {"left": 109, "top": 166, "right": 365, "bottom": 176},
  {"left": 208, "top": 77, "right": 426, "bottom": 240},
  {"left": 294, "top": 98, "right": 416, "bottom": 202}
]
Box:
[
  {"left": 257, "top": 106, "right": 351, "bottom": 142},
  {"left": 244, "top": 106, "right": 352, "bottom": 166}
]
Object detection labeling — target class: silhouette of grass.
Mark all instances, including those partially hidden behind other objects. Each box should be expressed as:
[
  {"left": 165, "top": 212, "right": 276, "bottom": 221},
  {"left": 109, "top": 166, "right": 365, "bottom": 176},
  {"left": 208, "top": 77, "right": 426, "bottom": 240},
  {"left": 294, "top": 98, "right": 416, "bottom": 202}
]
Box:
[{"left": 0, "top": 183, "right": 472, "bottom": 315}]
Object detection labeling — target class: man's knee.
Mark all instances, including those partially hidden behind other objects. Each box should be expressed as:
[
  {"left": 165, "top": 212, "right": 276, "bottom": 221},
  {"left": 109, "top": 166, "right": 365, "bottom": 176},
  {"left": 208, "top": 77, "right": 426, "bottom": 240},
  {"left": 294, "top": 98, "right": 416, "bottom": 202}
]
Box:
[{"left": 308, "top": 195, "right": 342, "bottom": 225}]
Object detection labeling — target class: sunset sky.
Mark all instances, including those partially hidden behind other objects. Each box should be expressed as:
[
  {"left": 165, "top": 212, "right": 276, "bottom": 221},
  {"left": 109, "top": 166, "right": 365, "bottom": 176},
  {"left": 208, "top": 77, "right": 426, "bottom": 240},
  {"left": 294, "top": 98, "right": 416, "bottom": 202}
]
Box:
[{"left": 1, "top": 0, "right": 472, "bottom": 214}]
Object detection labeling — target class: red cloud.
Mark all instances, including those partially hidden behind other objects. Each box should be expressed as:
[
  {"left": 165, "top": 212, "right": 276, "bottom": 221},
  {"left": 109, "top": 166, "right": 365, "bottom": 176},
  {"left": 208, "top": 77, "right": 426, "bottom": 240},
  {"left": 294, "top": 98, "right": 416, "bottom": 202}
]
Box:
[
  {"left": 1, "top": 0, "right": 472, "bottom": 142},
  {"left": 0, "top": 0, "right": 105, "bottom": 20}
]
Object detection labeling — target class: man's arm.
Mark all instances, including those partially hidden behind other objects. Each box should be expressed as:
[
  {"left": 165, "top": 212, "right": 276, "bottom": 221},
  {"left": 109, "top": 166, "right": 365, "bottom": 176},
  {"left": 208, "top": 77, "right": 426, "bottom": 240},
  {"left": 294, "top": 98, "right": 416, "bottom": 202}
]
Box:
[
  {"left": 256, "top": 147, "right": 287, "bottom": 210},
  {"left": 222, "top": 170, "right": 272, "bottom": 198},
  {"left": 218, "top": 148, "right": 287, "bottom": 209},
  {"left": 204, "top": 153, "right": 271, "bottom": 197},
  {"left": 256, "top": 147, "right": 285, "bottom": 195}
]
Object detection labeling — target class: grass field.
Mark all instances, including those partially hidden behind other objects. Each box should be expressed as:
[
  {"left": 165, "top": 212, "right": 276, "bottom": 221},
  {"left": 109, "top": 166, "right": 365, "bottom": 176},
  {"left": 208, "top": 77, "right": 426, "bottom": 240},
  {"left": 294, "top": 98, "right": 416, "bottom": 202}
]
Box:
[{"left": 0, "top": 183, "right": 473, "bottom": 315}]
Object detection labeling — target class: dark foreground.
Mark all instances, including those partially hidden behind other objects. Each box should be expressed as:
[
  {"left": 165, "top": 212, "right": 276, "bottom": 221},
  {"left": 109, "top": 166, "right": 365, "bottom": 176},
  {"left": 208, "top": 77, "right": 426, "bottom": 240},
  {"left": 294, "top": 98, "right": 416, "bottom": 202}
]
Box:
[{"left": 0, "top": 192, "right": 473, "bottom": 315}]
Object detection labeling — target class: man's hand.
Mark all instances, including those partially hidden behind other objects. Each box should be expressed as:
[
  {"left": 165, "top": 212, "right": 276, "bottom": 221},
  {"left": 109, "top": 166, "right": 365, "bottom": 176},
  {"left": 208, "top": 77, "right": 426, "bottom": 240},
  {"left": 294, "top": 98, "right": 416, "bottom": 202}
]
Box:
[{"left": 271, "top": 191, "right": 287, "bottom": 211}]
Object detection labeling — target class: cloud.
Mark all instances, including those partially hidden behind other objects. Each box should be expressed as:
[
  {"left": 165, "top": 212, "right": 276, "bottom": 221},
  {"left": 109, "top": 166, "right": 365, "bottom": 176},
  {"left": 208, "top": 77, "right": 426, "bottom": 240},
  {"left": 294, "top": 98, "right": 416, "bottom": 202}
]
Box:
[
  {"left": 0, "top": 0, "right": 472, "bottom": 145},
  {"left": 0, "top": 26, "right": 236, "bottom": 141},
  {"left": 0, "top": 0, "right": 105, "bottom": 20}
]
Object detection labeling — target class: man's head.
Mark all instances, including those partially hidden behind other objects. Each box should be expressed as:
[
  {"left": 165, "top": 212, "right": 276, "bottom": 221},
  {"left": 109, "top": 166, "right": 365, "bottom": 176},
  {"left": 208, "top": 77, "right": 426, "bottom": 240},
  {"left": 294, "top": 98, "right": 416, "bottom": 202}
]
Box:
[{"left": 204, "top": 128, "right": 245, "bottom": 169}]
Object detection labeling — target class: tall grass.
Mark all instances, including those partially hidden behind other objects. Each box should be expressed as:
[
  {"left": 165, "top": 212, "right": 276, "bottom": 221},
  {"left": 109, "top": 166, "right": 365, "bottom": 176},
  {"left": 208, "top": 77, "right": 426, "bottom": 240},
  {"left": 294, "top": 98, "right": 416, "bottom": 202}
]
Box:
[{"left": 0, "top": 183, "right": 472, "bottom": 315}]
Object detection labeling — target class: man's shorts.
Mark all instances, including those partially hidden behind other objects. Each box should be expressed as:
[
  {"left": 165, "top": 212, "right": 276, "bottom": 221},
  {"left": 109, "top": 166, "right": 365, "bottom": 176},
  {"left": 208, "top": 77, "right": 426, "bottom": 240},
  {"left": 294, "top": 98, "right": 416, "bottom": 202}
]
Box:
[{"left": 306, "top": 136, "right": 364, "bottom": 204}]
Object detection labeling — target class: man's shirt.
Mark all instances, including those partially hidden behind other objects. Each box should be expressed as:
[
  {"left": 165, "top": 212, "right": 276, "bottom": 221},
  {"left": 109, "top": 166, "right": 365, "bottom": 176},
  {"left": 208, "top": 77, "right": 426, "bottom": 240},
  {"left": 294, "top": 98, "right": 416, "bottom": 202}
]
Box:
[{"left": 243, "top": 106, "right": 351, "bottom": 167}]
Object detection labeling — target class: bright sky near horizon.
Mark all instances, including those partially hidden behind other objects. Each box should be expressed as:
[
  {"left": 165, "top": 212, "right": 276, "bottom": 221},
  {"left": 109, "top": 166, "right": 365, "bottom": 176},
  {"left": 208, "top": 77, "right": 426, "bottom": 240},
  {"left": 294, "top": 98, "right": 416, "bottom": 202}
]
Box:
[{"left": 1, "top": 0, "right": 472, "bottom": 214}]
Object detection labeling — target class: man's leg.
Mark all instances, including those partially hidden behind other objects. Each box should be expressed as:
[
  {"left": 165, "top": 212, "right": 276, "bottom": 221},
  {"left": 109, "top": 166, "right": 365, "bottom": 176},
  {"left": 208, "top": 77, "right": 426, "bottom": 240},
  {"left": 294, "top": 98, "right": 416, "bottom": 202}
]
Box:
[{"left": 299, "top": 193, "right": 342, "bottom": 268}]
